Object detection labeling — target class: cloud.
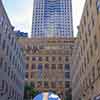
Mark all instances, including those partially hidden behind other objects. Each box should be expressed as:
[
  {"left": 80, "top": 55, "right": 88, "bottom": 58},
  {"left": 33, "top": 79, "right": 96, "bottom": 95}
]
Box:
[{"left": 10, "top": 7, "right": 33, "bottom": 36}]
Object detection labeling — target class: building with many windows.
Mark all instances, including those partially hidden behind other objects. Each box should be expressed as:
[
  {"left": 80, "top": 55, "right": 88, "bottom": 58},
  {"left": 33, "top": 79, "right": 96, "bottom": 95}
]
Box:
[
  {"left": 17, "top": 37, "right": 75, "bottom": 100},
  {"left": 71, "top": 0, "right": 100, "bottom": 100},
  {"left": 31, "top": 0, "right": 73, "bottom": 38},
  {"left": 0, "top": 1, "right": 25, "bottom": 100}
]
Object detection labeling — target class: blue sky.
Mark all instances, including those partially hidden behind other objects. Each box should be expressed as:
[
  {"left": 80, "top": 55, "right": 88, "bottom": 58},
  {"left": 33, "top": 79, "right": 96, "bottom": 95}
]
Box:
[{"left": 2, "top": 0, "right": 85, "bottom": 37}]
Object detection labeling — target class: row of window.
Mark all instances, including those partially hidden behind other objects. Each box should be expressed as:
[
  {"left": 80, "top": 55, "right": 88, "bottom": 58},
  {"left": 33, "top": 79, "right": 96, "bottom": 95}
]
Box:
[
  {"left": 80, "top": 34, "right": 98, "bottom": 75},
  {"left": 0, "top": 15, "right": 25, "bottom": 92},
  {"left": 0, "top": 35, "right": 24, "bottom": 78},
  {"left": 26, "top": 63, "right": 70, "bottom": 70},
  {"left": 35, "top": 7, "right": 72, "bottom": 11},
  {"left": 0, "top": 2, "right": 26, "bottom": 99},
  {"left": 26, "top": 71, "right": 70, "bottom": 79},
  {"left": 26, "top": 56, "right": 69, "bottom": 62},
  {"left": 81, "top": 59, "right": 100, "bottom": 93},
  {"left": 0, "top": 80, "right": 22, "bottom": 100},
  {"left": 33, "top": 25, "right": 72, "bottom": 29},
  {"left": 0, "top": 57, "right": 23, "bottom": 90},
  {"left": 0, "top": 32, "right": 24, "bottom": 78},
  {"left": 29, "top": 81, "right": 70, "bottom": 88},
  {"left": 80, "top": 58, "right": 100, "bottom": 96},
  {"left": 80, "top": 0, "right": 99, "bottom": 40}
]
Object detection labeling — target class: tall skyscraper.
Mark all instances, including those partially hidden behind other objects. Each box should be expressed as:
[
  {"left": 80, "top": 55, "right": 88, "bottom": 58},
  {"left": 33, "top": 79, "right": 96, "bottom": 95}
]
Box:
[{"left": 31, "top": 0, "right": 73, "bottom": 37}]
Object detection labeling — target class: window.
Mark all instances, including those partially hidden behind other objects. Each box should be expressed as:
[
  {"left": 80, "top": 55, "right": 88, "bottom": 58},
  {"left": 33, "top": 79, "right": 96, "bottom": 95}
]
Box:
[
  {"left": 31, "top": 72, "right": 34, "bottom": 78},
  {"left": 44, "top": 81, "right": 49, "bottom": 88},
  {"left": 38, "top": 57, "right": 42, "bottom": 61},
  {"left": 4, "top": 62, "right": 7, "bottom": 72},
  {"left": 37, "top": 81, "right": 42, "bottom": 87},
  {"left": 58, "top": 64, "right": 63, "bottom": 69},
  {"left": 97, "top": 59, "right": 100, "bottom": 75},
  {"left": 8, "top": 33, "right": 11, "bottom": 40},
  {"left": 38, "top": 64, "right": 43, "bottom": 70},
  {"left": 94, "top": 35, "right": 98, "bottom": 49},
  {"left": 8, "top": 67, "right": 10, "bottom": 76},
  {"left": 6, "top": 45, "right": 9, "bottom": 56},
  {"left": 31, "top": 64, "right": 36, "bottom": 69},
  {"left": 0, "top": 80, "right": 5, "bottom": 95},
  {"left": 86, "top": 7, "right": 89, "bottom": 17},
  {"left": 26, "top": 64, "right": 29, "bottom": 69},
  {"left": 11, "top": 37, "right": 14, "bottom": 45},
  {"left": 45, "top": 56, "right": 49, "bottom": 61},
  {"left": 91, "top": 15, "right": 94, "bottom": 27},
  {"left": 92, "top": 66, "right": 95, "bottom": 82},
  {"left": 90, "top": 0, "right": 92, "bottom": 7},
  {"left": 51, "top": 82, "right": 56, "bottom": 88},
  {"left": 85, "top": 33, "right": 88, "bottom": 43},
  {"left": 25, "top": 72, "right": 28, "bottom": 78},
  {"left": 11, "top": 71, "right": 14, "bottom": 80},
  {"left": 65, "top": 56, "right": 69, "bottom": 61},
  {"left": 5, "top": 82, "right": 8, "bottom": 93},
  {"left": 84, "top": 16, "right": 86, "bottom": 26},
  {"left": 45, "top": 64, "right": 49, "bottom": 69},
  {"left": 2, "top": 39, "right": 6, "bottom": 50},
  {"left": 0, "top": 57, "right": 3, "bottom": 68},
  {"left": 0, "top": 34, "right": 1, "bottom": 44},
  {"left": 87, "top": 51, "right": 89, "bottom": 64},
  {"left": 38, "top": 70, "right": 42, "bottom": 79},
  {"left": 32, "top": 57, "right": 36, "bottom": 61},
  {"left": 65, "top": 72, "right": 70, "bottom": 79},
  {"left": 26, "top": 56, "right": 29, "bottom": 61},
  {"left": 27, "top": 45, "right": 31, "bottom": 53},
  {"left": 65, "top": 81, "right": 70, "bottom": 88},
  {"left": 58, "top": 81, "right": 63, "bottom": 86},
  {"left": 0, "top": 16, "right": 4, "bottom": 26},
  {"left": 65, "top": 64, "right": 70, "bottom": 70},
  {"left": 52, "top": 56, "right": 56, "bottom": 61},
  {"left": 51, "top": 64, "right": 56, "bottom": 69},
  {"left": 90, "top": 44, "right": 93, "bottom": 57},
  {"left": 58, "top": 56, "right": 62, "bottom": 61}
]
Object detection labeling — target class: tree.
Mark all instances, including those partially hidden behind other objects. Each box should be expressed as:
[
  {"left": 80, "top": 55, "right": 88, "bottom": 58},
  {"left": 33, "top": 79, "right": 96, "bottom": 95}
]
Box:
[
  {"left": 64, "top": 94, "right": 72, "bottom": 100},
  {"left": 24, "top": 85, "right": 40, "bottom": 100}
]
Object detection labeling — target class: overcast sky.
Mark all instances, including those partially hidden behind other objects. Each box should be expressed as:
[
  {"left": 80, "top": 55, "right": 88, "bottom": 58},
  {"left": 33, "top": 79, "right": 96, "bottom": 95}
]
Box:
[{"left": 2, "top": 0, "right": 85, "bottom": 37}]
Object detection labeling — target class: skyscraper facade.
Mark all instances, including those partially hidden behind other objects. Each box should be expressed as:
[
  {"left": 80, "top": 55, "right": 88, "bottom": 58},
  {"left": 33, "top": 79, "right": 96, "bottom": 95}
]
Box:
[{"left": 31, "top": 0, "right": 73, "bottom": 37}]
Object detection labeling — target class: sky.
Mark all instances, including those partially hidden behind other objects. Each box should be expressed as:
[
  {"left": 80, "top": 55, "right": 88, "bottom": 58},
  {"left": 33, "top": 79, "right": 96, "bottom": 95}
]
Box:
[{"left": 2, "top": 0, "right": 85, "bottom": 37}]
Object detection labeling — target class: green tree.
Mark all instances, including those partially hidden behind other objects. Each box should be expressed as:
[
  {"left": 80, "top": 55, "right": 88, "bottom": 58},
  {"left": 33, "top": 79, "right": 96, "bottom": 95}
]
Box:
[
  {"left": 24, "top": 85, "right": 40, "bottom": 100},
  {"left": 65, "top": 95, "right": 72, "bottom": 100}
]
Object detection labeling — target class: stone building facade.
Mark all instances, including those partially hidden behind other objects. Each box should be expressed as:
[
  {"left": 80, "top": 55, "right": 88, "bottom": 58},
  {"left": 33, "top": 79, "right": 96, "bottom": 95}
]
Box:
[
  {"left": 18, "top": 37, "right": 75, "bottom": 99},
  {"left": 0, "top": 1, "right": 25, "bottom": 100},
  {"left": 71, "top": 0, "right": 100, "bottom": 100}
]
